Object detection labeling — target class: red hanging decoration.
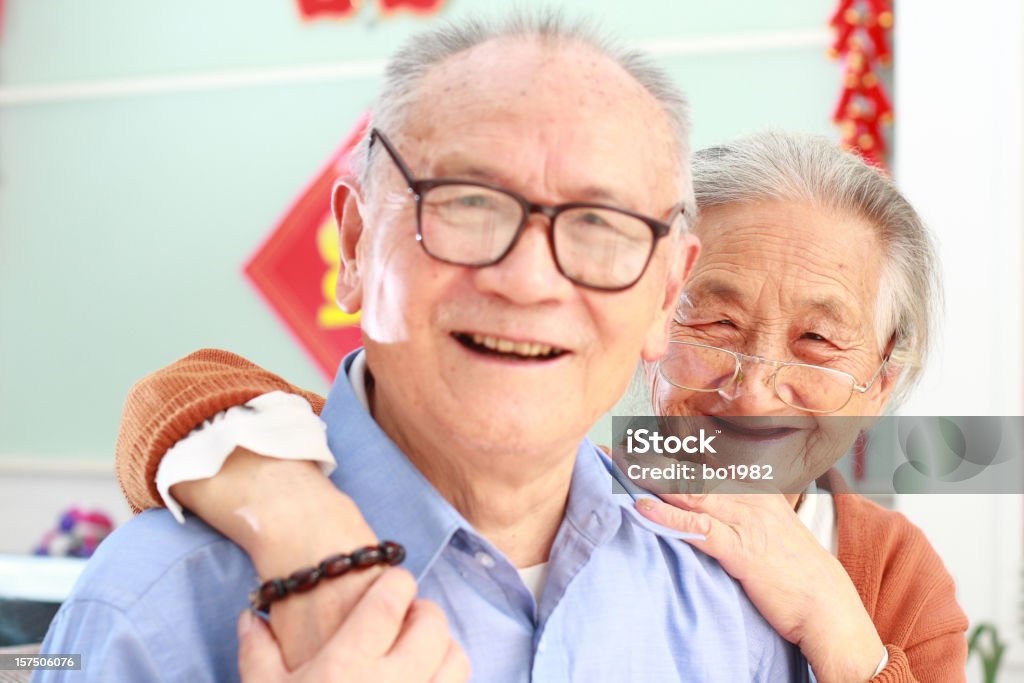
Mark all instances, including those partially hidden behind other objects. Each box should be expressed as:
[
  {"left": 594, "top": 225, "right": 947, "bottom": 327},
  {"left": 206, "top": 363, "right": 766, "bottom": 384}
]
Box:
[
  {"left": 829, "top": 0, "right": 894, "bottom": 169},
  {"left": 853, "top": 430, "right": 869, "bottom": 483},
  {"left": 294, "top": 0, "right": 444, "bottom": 21},
  {"left": 296, "top": 0, "right": 361, "bottom": 20},
  {"left": 377, "top": 0, "right": 445, "bottom": 16}
]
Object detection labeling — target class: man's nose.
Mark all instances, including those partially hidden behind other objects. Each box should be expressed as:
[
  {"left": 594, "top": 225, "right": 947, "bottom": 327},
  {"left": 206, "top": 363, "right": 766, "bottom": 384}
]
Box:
[
  {"left": 472, "top": 215, "right": 575, "bottom": 304},
  {"left": 718, "top": 362, "right": 786, "bottom": 415}
]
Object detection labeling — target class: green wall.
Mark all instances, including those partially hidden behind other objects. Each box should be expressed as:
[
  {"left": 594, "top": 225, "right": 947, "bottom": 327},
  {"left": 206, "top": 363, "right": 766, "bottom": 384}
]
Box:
[{"left": 0, "top": 0, "right": 840, "bottom": 461}]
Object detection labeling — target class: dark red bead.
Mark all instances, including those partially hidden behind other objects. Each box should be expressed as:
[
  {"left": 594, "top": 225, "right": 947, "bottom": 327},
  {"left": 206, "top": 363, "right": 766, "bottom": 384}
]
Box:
[
  {"left": 286, "top": 567, "right": 321, "bottom": 593},
  {"left": 351, "top": 546, "right": 384, "bottom": 568},
  {"left": 381, "top": 541, "right": 406, "bottom": 565},
  {"left": 259, "top": 578, "right": 288, "bottom": 604},
  {"left": 319, "top": 554, "right": 354, "bottom": 577}
]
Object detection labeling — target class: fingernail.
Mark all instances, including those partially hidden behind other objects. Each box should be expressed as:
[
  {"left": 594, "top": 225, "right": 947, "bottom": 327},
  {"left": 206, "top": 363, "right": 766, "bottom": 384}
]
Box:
[
  {"left": 238, "top": 609, "right": 254, "bottom": 638},
  {"left": 636, "top": 497, "right": 656, "bottom": 512}
]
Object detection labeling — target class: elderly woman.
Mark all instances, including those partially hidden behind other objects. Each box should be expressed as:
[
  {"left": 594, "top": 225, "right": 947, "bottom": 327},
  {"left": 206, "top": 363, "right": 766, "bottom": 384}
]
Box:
[{"left": 113, "top": 132, "right": 966, "bottom": 681}]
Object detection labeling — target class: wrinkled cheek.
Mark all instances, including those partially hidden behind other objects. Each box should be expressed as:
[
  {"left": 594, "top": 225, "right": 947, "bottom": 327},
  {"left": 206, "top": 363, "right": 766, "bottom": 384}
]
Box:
[{"left": 651, "top": 375, "right": 699, "bottom": 417}]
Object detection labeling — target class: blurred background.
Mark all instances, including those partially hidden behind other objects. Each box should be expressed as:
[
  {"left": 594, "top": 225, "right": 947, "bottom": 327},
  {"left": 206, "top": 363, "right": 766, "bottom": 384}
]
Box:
[{"left": 0, "top": 0, "right": 1021, "bottom": 679}]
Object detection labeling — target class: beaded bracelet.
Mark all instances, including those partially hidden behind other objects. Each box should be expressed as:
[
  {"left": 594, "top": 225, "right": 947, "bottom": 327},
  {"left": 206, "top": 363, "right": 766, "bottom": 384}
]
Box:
[{"left": 249, "top": 541, "right": 406, "bottom": 612}]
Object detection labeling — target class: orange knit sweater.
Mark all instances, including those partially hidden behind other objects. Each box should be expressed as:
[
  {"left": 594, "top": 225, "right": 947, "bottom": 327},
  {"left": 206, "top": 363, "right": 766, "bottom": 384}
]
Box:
[{"left": 115, "top": 349, "right": 969, "bottom": 682}]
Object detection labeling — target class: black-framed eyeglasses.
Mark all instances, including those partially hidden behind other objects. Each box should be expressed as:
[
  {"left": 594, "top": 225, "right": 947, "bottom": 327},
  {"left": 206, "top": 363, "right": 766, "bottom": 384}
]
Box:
[
  {"left": 657, "top": 341, "right": 890, "bottom": 414},
  {"left": 368, "top": 128, "right": 684, "bottom": 291}
]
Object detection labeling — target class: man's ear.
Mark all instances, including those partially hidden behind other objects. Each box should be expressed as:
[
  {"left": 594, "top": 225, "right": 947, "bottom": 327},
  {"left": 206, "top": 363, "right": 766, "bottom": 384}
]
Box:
[
  {"left": 640, "top": 232, "right": 701, "bottom": 363},
  {"left": 332, "top": 176, "right": 367, "bottom": 314}
]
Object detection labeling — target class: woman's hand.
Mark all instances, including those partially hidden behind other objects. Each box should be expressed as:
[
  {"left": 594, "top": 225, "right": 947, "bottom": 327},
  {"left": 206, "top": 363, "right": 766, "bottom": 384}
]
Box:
[
  {"left": 636, "top": 491, "right": 886, "bottom": 682},
  {"left": 237, "top": 568, "right": 470, "bottom": 682},
  {"left": 171, "top": 448, "right": 382, "bottom": 670}
]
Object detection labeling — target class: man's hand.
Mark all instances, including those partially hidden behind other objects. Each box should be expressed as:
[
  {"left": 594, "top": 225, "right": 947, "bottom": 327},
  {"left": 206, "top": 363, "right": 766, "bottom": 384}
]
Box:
[
  {"left": 171, "top": 448, "right": 382, "bottom": 669},
  {"left": 237, "top": 568, "right": 471, "bottom": 682},
  {"left": 636, "top": 491, "right": 886, "bottom": 683}
]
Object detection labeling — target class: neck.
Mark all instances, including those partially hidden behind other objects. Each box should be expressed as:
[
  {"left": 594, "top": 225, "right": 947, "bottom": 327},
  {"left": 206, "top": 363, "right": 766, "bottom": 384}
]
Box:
[{"left": 369, "top": 381, "right": 577, "bottom": 568}]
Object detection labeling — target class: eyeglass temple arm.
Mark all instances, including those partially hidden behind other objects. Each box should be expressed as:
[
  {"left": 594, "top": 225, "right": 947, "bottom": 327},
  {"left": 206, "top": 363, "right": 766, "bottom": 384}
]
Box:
[
  {"left": 367, "top": 128, "right": 418, "bottom": 187},
  {"left": 853, "top": 354, "right": 892, "bottom": 393}
]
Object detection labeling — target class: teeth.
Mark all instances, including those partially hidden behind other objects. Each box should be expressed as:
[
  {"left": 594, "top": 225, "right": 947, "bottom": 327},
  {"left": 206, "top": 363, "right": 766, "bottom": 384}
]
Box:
[
  {"left": 513, "top": 341, "right": 533, "bottom": 356},
  {"left": 469, "top": 334, "right": 558, "bottom": 358}
]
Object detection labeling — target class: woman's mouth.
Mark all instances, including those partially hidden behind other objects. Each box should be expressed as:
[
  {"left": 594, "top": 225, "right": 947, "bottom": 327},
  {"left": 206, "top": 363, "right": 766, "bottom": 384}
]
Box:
[{"left": 708, "top": 416, "right": 803, "bottom": 441}]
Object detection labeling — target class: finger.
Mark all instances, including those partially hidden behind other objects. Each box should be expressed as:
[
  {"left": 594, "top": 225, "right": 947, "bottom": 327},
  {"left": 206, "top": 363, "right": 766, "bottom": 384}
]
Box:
[
  {"left": 635, "top": 498, "right": 730, "bottom": 557},
  {"left": 388, "top": 599, "right": 450, "bottom": 677},
  {"left": 237, "top": 610, "right": 290, "bottom": 683},
  {"left": 430, "top": 639, "right": 472, "bottom": 683},
  {"left": 328, "top": 566, "right": 418, "bottom": 659},
  {"left": 658, "top": 489, "right": 761, "bottom": 525},
  {"left": 659, "top": 491, "right": 714, "bottom": 513}
]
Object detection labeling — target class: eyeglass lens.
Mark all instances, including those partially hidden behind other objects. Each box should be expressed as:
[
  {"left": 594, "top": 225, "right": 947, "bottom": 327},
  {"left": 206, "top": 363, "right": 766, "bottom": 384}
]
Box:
[
  {"left": 659, "top": 343, "right": 857, "bottom": 413},
  {"left": 419, "top": 184, "right": 656, "bottom": 290}
]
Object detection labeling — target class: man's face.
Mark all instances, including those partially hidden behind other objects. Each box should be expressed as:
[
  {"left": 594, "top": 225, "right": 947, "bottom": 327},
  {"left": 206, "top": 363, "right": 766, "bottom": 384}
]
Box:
[
  {"left": 343, "top": 39, "right": 696, "bottom": 459},
  {"left": 647, "top": 200, "right": 895, "bottom": 490}
]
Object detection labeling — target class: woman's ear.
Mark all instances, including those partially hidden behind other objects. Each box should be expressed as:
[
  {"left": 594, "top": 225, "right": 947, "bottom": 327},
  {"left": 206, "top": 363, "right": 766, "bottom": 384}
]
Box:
[{"left": 865, "top": 335, "right": 902, "bottom": 420}]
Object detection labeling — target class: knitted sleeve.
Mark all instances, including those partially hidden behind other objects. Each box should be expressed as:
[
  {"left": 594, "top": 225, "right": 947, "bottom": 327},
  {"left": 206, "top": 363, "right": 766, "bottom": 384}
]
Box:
[
  {"left": 869, "top": 565, "right": 969, "bottom": 682},
  {"left": 115, "top": 349, "right": 327, "bottom": 513},
  {"left": 838, "top": 494, "right": 969, "bottom": 683}
]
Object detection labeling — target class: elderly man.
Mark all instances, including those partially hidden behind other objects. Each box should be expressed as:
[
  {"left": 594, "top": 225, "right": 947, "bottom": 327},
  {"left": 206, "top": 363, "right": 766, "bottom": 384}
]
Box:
[{"left": 38, "top": 13, "right": 799, "bottom": 683}]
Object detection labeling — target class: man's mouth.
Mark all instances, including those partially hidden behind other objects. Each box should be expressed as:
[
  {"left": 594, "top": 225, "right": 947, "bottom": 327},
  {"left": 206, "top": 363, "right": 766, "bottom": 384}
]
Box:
[
  {"left": 708, "top": 416, "right": 802, "bottom": 441},
  {"left": 453, "top": 332, "right": 569, "bottom": 361}
]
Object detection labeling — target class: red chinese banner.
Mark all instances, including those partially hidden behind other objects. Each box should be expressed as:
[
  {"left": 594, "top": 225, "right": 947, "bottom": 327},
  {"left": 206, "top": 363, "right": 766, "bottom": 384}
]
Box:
[{"left": 244, "top": 114, "right": 370, "bottom": 378}]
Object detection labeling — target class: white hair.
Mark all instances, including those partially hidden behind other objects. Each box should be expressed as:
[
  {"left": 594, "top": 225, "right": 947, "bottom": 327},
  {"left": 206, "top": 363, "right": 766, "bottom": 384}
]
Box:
[
  {"left": 690, "top": 131, "right": 941, "bottom": 406},
  {"left": 349, "top": 7, "right": 695, "bottom": 221}
]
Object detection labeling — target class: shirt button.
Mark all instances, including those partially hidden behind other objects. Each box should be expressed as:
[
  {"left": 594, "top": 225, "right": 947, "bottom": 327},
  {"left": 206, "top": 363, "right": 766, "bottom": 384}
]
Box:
[{"left": 474, "top": 551, "right": 496, "bottom": 568}]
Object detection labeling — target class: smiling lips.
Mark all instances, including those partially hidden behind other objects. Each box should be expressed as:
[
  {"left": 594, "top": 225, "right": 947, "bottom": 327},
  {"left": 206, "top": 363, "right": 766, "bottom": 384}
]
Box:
[
  {"left": 454, "top": 332, "right": 569, "bottom": 360},
  {"left": 708, "top": 416, "right": 803, "bottom": 440}
]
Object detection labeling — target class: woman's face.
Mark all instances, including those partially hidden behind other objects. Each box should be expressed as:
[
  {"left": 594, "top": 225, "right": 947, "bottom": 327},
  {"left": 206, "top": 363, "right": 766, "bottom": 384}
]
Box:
[{"left": 648, "top": 200, "right": 898, "bottom": 491}]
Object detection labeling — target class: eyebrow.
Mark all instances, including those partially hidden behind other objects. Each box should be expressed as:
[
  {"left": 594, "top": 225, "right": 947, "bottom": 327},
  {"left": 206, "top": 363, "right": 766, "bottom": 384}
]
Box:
[
  {"left": 798, "top": 296, "right": 856, "bottom": 326},
  {"left": 686, "top": 280, "right": 743, "bottom": 306}
]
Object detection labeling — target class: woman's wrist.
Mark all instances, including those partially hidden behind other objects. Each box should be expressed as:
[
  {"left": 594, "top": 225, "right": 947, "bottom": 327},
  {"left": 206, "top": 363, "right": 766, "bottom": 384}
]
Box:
[
  {"left": 798, "top": 571, "right": 886, "bottom": 682},
  {"left": 169, "top": 447, "right": 378, "bottom": 576},
  {"left": 248, "top": 486, "right": 379, "bottom": 578}
]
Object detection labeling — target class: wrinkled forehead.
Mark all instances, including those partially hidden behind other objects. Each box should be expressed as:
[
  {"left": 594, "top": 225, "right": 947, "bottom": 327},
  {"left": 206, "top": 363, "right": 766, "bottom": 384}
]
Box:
[
  {"left": 388, "top": 37, "right": 681, "bottom": 207},
  {"left": 686, "top": 201, "right": 885, "bottom": 328}
]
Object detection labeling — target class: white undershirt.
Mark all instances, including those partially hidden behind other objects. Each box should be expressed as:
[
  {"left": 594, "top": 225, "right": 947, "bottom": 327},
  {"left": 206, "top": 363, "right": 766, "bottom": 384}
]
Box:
[{"left": 156, "top": 354, "right": 884, "bottom": 674}]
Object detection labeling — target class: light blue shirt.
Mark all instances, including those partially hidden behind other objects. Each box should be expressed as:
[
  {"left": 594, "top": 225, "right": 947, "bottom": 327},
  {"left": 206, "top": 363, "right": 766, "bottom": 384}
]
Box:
[{"left": 38, "top": 351, "right": 803, "bottom": 682}]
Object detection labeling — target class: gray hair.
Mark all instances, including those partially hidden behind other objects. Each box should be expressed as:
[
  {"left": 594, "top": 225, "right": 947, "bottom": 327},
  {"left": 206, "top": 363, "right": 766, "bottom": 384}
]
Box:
[
  {"left": 690, "top": 131, "right": 941, "bottom": 406},
  {"left": 350, "top": 8, "right": 695, "bottom": 218}
]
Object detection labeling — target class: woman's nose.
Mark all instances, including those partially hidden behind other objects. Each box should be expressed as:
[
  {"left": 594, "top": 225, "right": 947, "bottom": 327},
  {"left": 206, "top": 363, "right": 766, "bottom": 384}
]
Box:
[{"left": 717, "top": 362, "right": 784, "bottom": 414}]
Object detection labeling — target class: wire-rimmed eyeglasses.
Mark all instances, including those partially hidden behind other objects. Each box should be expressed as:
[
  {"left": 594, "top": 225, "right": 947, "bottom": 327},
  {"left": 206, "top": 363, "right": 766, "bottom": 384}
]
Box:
[{"left": 657, "top": 341, "right": 889, "bottom": 414}]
